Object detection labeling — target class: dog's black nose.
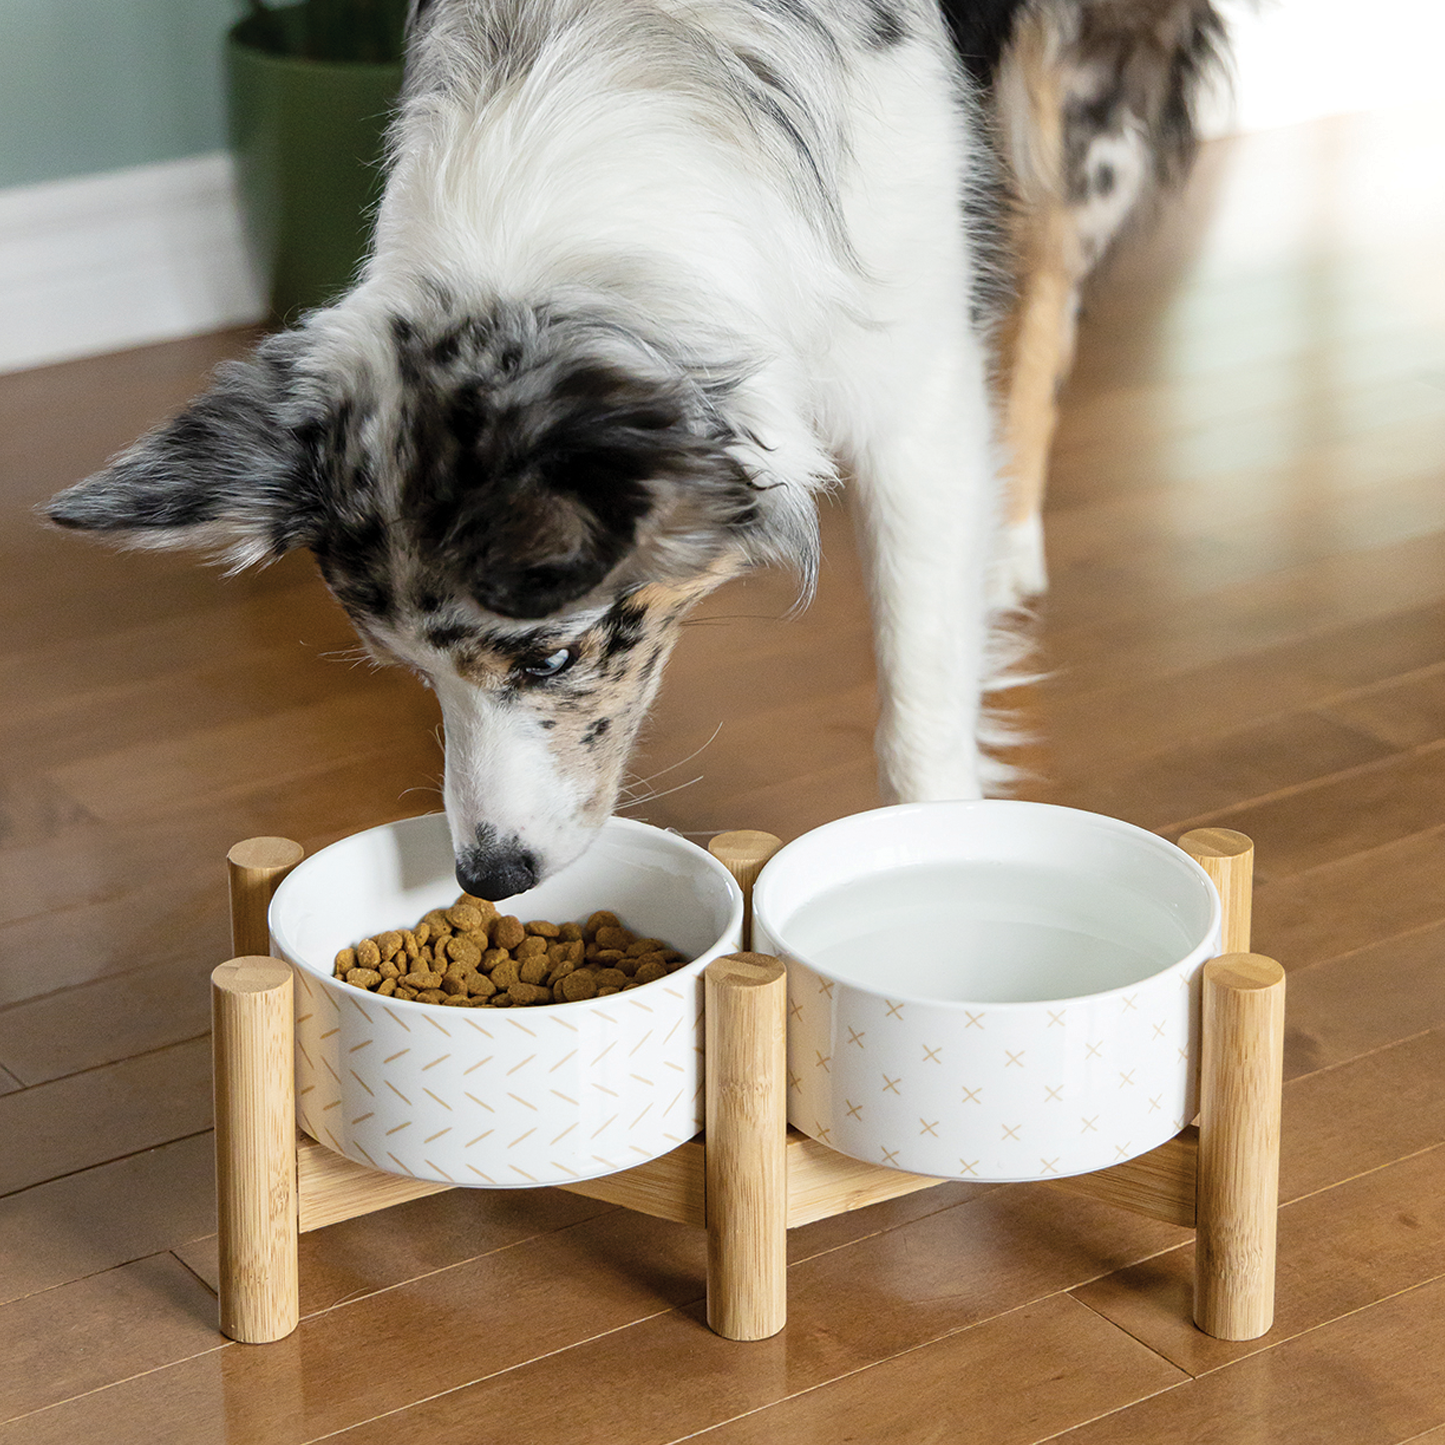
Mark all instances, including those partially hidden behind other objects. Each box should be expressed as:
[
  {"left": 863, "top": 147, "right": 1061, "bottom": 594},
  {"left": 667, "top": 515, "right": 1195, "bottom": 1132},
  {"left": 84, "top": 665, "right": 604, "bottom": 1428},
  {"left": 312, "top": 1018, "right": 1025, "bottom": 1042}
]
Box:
[{"left": 455, "top": 827, "right": 539, "bottom": 901}]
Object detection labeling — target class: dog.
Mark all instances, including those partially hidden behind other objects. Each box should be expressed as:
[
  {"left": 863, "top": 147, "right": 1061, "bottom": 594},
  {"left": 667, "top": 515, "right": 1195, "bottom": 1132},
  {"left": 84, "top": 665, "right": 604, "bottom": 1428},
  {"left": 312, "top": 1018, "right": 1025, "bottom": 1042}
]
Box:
[{"left": 46, "top": 0, "right": 1225, "bottom": 900}]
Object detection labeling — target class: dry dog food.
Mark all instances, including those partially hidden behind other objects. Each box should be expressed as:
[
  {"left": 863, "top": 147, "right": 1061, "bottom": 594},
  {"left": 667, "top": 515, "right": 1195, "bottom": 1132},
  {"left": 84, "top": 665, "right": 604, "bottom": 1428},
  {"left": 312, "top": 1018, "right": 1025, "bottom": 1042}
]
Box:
[{"left": 334, "top": 897, "right": 690, "bottom": 1008}]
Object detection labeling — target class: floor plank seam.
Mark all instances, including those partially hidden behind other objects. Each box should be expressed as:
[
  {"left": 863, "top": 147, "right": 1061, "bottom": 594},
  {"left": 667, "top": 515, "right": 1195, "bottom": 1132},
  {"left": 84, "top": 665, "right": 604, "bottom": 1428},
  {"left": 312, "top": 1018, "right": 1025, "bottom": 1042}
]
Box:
[
  {"left": 0, "top": 1125, "right": 215, "bottom": 1202},
  {"left": 0, "top": 1336, "right": 232, "bottom": 1431},
  {"left": 785, "top": 1185, "right": 1007, "bottom": 1269},
  {"left": 282, "top": 1202, "right": 671, "bottom": 1329},
  {"left": 659, "top": 1297, "right": 1133, "bottom": 1445},
  {"left": 1255, "top": 818, "right": 1445, "bottom": 890},
  {"left": 1279, "top": 1023, "right": 1445, "bottom": 1098},
  {"left": 1266, "top": 912, "right": 1445, "bottom": 983},
  {"left": 1076, "top": 701, "right": 1412, "bottom": 795},
  {"left": 0, "top": 954, "right": 228, "bottom": 1016},
  {"left": 1044, "top": 451, "right": 1445, "bottom": 535},
  {"left": 1194, "top": 1268, "right": 1445, "bottom": 1383},
  {"left": 294, "top": 1307, "right": 689, "bottom": 1445},
  {"left": 0, "top": 593, "right": 348, "bottom": 690},
  {"left": 0, "top": 1028, "right": 212, "bottom": 1095},
  {"left": 0, "top": 881, "right": 202, "bottom": 937},
  {"left": 60, "top": 744, "right": 442, "bottom": 833},
  {"left": 1054, "top": 1148, "right": 1445, "bottom": 1376},
  {"left": 1032, "top": 1375, "right": 1195, "bottom": 1444},
  {"left": 1316, "top": 654, "right": 1445, "bottom": 709},
  {"left": 0, "top": 830, "right": 253, "bottom": 926},
  {"left": 1193, "top": 1271, "right": 1445, "bottom": 1377},
  {"left": 657, "top": 1307, "right": 1045, "bottom": 1445},
  {"left": 1063, "top": 1284, "right": 1198, "bottom": 1373},
  {"left": 1046, "top": 353, "right": 1436, "bottom": 458},
  {"left": 0, "top": 1234, "right": 220, "bottom": 1310},
  {"left": 167, "top": 1247, "right": 218, "bottom": 1301},
  {"left": 303, "top": 1271, "right": 1184, "bottom": 1442},
  {"left": 1393, "top": 1423, "right": 1445, "bottom": 1445},
  {"left": 1278, "top": 1139, "right": 1445, "bottom": 1216},
  {"left": 1158, "top": 737, "right": 1445, "bottom": 842},
  {"left": 1040, "top": 595, "right": 1445, "bottom": 717}
]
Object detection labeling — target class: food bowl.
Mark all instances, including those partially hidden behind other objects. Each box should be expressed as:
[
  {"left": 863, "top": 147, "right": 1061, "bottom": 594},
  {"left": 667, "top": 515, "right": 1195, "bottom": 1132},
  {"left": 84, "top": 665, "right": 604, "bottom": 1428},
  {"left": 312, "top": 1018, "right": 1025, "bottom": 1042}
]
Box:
[
  {"left": 751, "top": 801, "right": 1222, "bottom": 1182},
  {"left": 269, "top": 814, "right": 743, "bottom": 1187}
]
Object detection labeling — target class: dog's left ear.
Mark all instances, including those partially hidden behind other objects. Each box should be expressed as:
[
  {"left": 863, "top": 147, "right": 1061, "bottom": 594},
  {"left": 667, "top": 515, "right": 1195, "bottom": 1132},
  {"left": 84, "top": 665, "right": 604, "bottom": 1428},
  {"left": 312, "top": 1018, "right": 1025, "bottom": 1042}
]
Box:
[{"left": 44, "top": 339, "right": 324, "bottom": 567}]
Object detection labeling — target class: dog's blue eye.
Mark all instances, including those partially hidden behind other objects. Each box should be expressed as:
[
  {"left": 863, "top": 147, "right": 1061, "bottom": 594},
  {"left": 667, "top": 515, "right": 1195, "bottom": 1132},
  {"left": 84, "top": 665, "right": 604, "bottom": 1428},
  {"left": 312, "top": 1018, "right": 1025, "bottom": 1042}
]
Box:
[{"left": 520, "top": 646, "right": 576, "bottom": 680}]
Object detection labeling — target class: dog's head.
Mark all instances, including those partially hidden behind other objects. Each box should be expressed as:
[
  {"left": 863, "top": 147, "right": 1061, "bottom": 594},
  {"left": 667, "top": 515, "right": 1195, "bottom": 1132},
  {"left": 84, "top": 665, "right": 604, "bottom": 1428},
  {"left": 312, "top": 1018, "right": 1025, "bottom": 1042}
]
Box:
[{"left": 47, "top": 295, "right": 817, "bottom": 896}]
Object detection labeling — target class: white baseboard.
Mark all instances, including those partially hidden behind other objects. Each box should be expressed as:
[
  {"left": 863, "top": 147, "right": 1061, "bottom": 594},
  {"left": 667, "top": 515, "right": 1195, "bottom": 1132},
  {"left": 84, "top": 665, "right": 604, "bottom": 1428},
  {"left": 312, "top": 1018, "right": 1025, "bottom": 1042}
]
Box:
[{"left": 0, "top": 153, "right": 267, "bottom": 376}]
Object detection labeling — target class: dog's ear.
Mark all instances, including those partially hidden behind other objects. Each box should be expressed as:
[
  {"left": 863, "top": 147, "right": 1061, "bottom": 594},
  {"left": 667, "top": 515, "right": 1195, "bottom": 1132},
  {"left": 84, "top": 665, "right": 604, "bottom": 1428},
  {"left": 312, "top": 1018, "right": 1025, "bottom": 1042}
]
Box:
[
  {"left": 44, "top": 339, "right": 326, "bottom": 568},
  {"left": 418, "top": 362, "right": 758, "bottom": 619}
]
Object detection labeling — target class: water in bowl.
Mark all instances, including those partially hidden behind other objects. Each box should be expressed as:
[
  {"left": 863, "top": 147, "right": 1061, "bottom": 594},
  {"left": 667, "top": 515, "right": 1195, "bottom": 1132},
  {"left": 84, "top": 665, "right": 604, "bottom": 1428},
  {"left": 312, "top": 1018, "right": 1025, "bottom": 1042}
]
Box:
[{"left": 780, "top": 860, "right": 1196, "bottom": 1004}]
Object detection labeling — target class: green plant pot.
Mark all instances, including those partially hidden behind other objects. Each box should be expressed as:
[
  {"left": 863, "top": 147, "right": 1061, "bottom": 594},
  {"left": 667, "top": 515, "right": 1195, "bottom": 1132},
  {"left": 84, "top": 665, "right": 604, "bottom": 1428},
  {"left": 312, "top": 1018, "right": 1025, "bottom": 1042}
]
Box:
[{"left": 226, "top": 10, "right": 403, "bottom": 324}]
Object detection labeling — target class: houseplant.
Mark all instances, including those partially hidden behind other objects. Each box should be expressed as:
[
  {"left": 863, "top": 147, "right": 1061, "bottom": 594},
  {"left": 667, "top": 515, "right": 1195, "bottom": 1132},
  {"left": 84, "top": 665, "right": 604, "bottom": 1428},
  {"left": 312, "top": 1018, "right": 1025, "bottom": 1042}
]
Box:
[{"left": 226, "top": 0, "right": 408, "bottom": 322}]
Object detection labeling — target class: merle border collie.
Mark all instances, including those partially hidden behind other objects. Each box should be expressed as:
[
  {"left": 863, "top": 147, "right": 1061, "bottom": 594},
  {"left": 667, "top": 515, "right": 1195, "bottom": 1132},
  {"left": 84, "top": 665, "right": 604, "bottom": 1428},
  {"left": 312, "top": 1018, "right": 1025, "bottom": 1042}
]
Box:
[{"left": 46, "top": 0, "right": 1226, "bottom": 899}]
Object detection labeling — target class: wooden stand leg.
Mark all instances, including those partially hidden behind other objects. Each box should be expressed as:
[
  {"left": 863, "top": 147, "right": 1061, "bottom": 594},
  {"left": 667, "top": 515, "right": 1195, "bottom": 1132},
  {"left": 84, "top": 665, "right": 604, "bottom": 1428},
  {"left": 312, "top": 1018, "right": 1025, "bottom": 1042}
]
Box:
[
  {"left": 1179, "top": 828, "right": 1254, "bottom": 955},
  {"left": 708, "top": 831, "right": 784, "bottom": 951},
  {"left": 213, "top": 958, "right": 300, "bottom": 1343},
  {"left": 705, "top": 953, "right": 788, "bottom": 1341},
  {"left": 227, "top": 837, "right": 305, "bottom": 958},
  {"left": 1194, "top": 953, "right": 1286, "bottom": 1341}
]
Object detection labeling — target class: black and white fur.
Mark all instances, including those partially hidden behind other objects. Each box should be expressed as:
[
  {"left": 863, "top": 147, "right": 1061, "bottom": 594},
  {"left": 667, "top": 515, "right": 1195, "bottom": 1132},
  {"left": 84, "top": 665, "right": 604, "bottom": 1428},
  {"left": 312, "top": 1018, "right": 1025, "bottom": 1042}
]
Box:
[{"left": 47, "top": 0, "right": 1224, "bottom": 899}]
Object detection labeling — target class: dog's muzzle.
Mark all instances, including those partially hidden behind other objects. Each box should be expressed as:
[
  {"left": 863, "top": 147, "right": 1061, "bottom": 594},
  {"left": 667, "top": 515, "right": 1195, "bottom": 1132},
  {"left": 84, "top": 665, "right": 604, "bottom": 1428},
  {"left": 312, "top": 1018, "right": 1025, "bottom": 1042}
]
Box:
[{"left": 455, "top": 824, "right": 540, "bottom": 902}]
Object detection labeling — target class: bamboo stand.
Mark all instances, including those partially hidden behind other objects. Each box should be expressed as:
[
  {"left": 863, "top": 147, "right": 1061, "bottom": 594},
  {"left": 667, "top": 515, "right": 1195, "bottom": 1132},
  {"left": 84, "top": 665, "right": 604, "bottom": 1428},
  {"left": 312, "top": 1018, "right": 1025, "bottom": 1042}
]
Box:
[{"left": 213, "top": 825, "right": 1283, "bottom": 1346}]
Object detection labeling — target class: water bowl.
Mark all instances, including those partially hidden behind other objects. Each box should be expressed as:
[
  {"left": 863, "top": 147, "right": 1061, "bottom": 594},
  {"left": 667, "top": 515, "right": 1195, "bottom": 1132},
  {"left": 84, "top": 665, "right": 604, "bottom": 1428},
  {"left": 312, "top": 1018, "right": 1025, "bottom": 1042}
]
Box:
[{"left": 751, "top": 800, "right": 1221, "bottom": 1182}]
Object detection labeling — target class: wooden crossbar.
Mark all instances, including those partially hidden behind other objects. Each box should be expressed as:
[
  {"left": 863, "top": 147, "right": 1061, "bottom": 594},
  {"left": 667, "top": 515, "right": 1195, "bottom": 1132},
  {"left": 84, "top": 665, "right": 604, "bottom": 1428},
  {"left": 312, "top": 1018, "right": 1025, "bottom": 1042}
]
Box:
[{"left": 298, "top": 1121, "right": 1202, "bottom": 1235}]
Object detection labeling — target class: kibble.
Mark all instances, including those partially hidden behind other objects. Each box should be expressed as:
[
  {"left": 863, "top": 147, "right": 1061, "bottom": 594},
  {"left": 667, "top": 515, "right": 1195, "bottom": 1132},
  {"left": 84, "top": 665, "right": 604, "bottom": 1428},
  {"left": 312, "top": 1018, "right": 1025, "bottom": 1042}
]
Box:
[
  {"left": 485, "top": 915, "right": 519, "bottom": 949},
  {"left": 556, "top": 971, "right": 598, "bottom": 1002},
  {"left": 518, "top": 954, "right": 551, "bottom": 986},
  {"left": 334, "top": 894, "right": 691, "bottom": 1010}
]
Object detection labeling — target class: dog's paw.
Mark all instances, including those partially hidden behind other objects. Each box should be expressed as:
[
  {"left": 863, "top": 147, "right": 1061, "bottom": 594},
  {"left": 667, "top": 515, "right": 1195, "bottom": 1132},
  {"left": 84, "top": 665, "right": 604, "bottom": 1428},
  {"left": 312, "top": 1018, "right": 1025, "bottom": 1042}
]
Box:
[{"left": 991, "top": 514, "right": 1048, "bottom": 609}]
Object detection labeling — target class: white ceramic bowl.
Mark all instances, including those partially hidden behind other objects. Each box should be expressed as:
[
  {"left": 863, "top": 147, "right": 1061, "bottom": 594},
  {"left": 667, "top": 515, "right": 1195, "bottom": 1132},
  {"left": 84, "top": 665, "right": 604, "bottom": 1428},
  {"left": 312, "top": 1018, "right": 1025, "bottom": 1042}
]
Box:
[
  {"left": 752, "top": 801, "right": 1222, "bottom": 1182},
  {"left": 269, "top": 814, "right": 743, "bottom": 1187}
]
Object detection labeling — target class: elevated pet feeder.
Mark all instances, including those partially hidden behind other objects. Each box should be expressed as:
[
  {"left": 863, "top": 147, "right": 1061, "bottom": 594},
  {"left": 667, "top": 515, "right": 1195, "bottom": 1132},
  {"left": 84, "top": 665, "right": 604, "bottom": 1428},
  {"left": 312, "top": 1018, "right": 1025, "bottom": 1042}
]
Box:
[{"left": 213, "top": 815, "right": 1282, "bottom": 1346}]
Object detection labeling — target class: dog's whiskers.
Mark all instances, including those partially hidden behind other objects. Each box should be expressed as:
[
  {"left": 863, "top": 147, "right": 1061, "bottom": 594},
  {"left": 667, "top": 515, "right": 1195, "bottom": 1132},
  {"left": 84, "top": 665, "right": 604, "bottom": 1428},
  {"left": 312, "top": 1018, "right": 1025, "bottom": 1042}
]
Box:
[
  {"left": 319, "top": 644, "right": 381, "bottom": 671},
  {"left": 623, "top": 722, "right": 724, "bottom": 790},
  {"left": 616, "top": 720, "right": 723, "bottom": 814},
  {"left": 615, "top": 774, "right": 706, "bottom": 814},
  {"left": 398, "top": 772, "right": 446, "bottom": 804},
  {"left": 681, "top": 613, "right": 786, "bottom": 629}
]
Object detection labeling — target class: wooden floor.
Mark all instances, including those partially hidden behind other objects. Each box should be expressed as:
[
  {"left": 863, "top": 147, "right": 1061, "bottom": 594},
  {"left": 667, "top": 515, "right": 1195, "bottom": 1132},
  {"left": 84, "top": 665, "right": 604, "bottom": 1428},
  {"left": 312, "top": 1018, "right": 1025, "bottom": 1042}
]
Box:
[{"left": 3, "top": 104, "right": 1445, "bottom": 1443}]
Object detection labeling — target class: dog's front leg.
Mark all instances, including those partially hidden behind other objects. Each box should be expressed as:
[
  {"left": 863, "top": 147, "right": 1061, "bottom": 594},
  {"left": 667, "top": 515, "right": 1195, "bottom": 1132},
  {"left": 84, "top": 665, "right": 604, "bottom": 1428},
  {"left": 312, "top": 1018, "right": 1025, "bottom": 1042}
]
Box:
[{"left": 845, "top": 336, "right": 1003, "bottom": 806}]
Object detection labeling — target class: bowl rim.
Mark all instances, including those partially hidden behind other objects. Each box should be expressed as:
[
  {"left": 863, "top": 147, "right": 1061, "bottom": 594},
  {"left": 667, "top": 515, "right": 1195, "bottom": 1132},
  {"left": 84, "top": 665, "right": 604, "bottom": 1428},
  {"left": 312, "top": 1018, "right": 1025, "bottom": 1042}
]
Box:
[
  {"left": 269, "top": 811, "right": 745, "bottom": 1013},
  {"left": 752, "top": 798, "right": 1222, "bottom": 1012}
]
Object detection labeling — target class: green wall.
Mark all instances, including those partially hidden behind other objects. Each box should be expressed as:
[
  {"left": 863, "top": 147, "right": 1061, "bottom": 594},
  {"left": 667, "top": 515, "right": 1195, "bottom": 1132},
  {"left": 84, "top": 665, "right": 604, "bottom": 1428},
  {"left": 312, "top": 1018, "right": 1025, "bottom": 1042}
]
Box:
[{"left": 0, "top": 0, "right": 242, "bottom": 190}]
